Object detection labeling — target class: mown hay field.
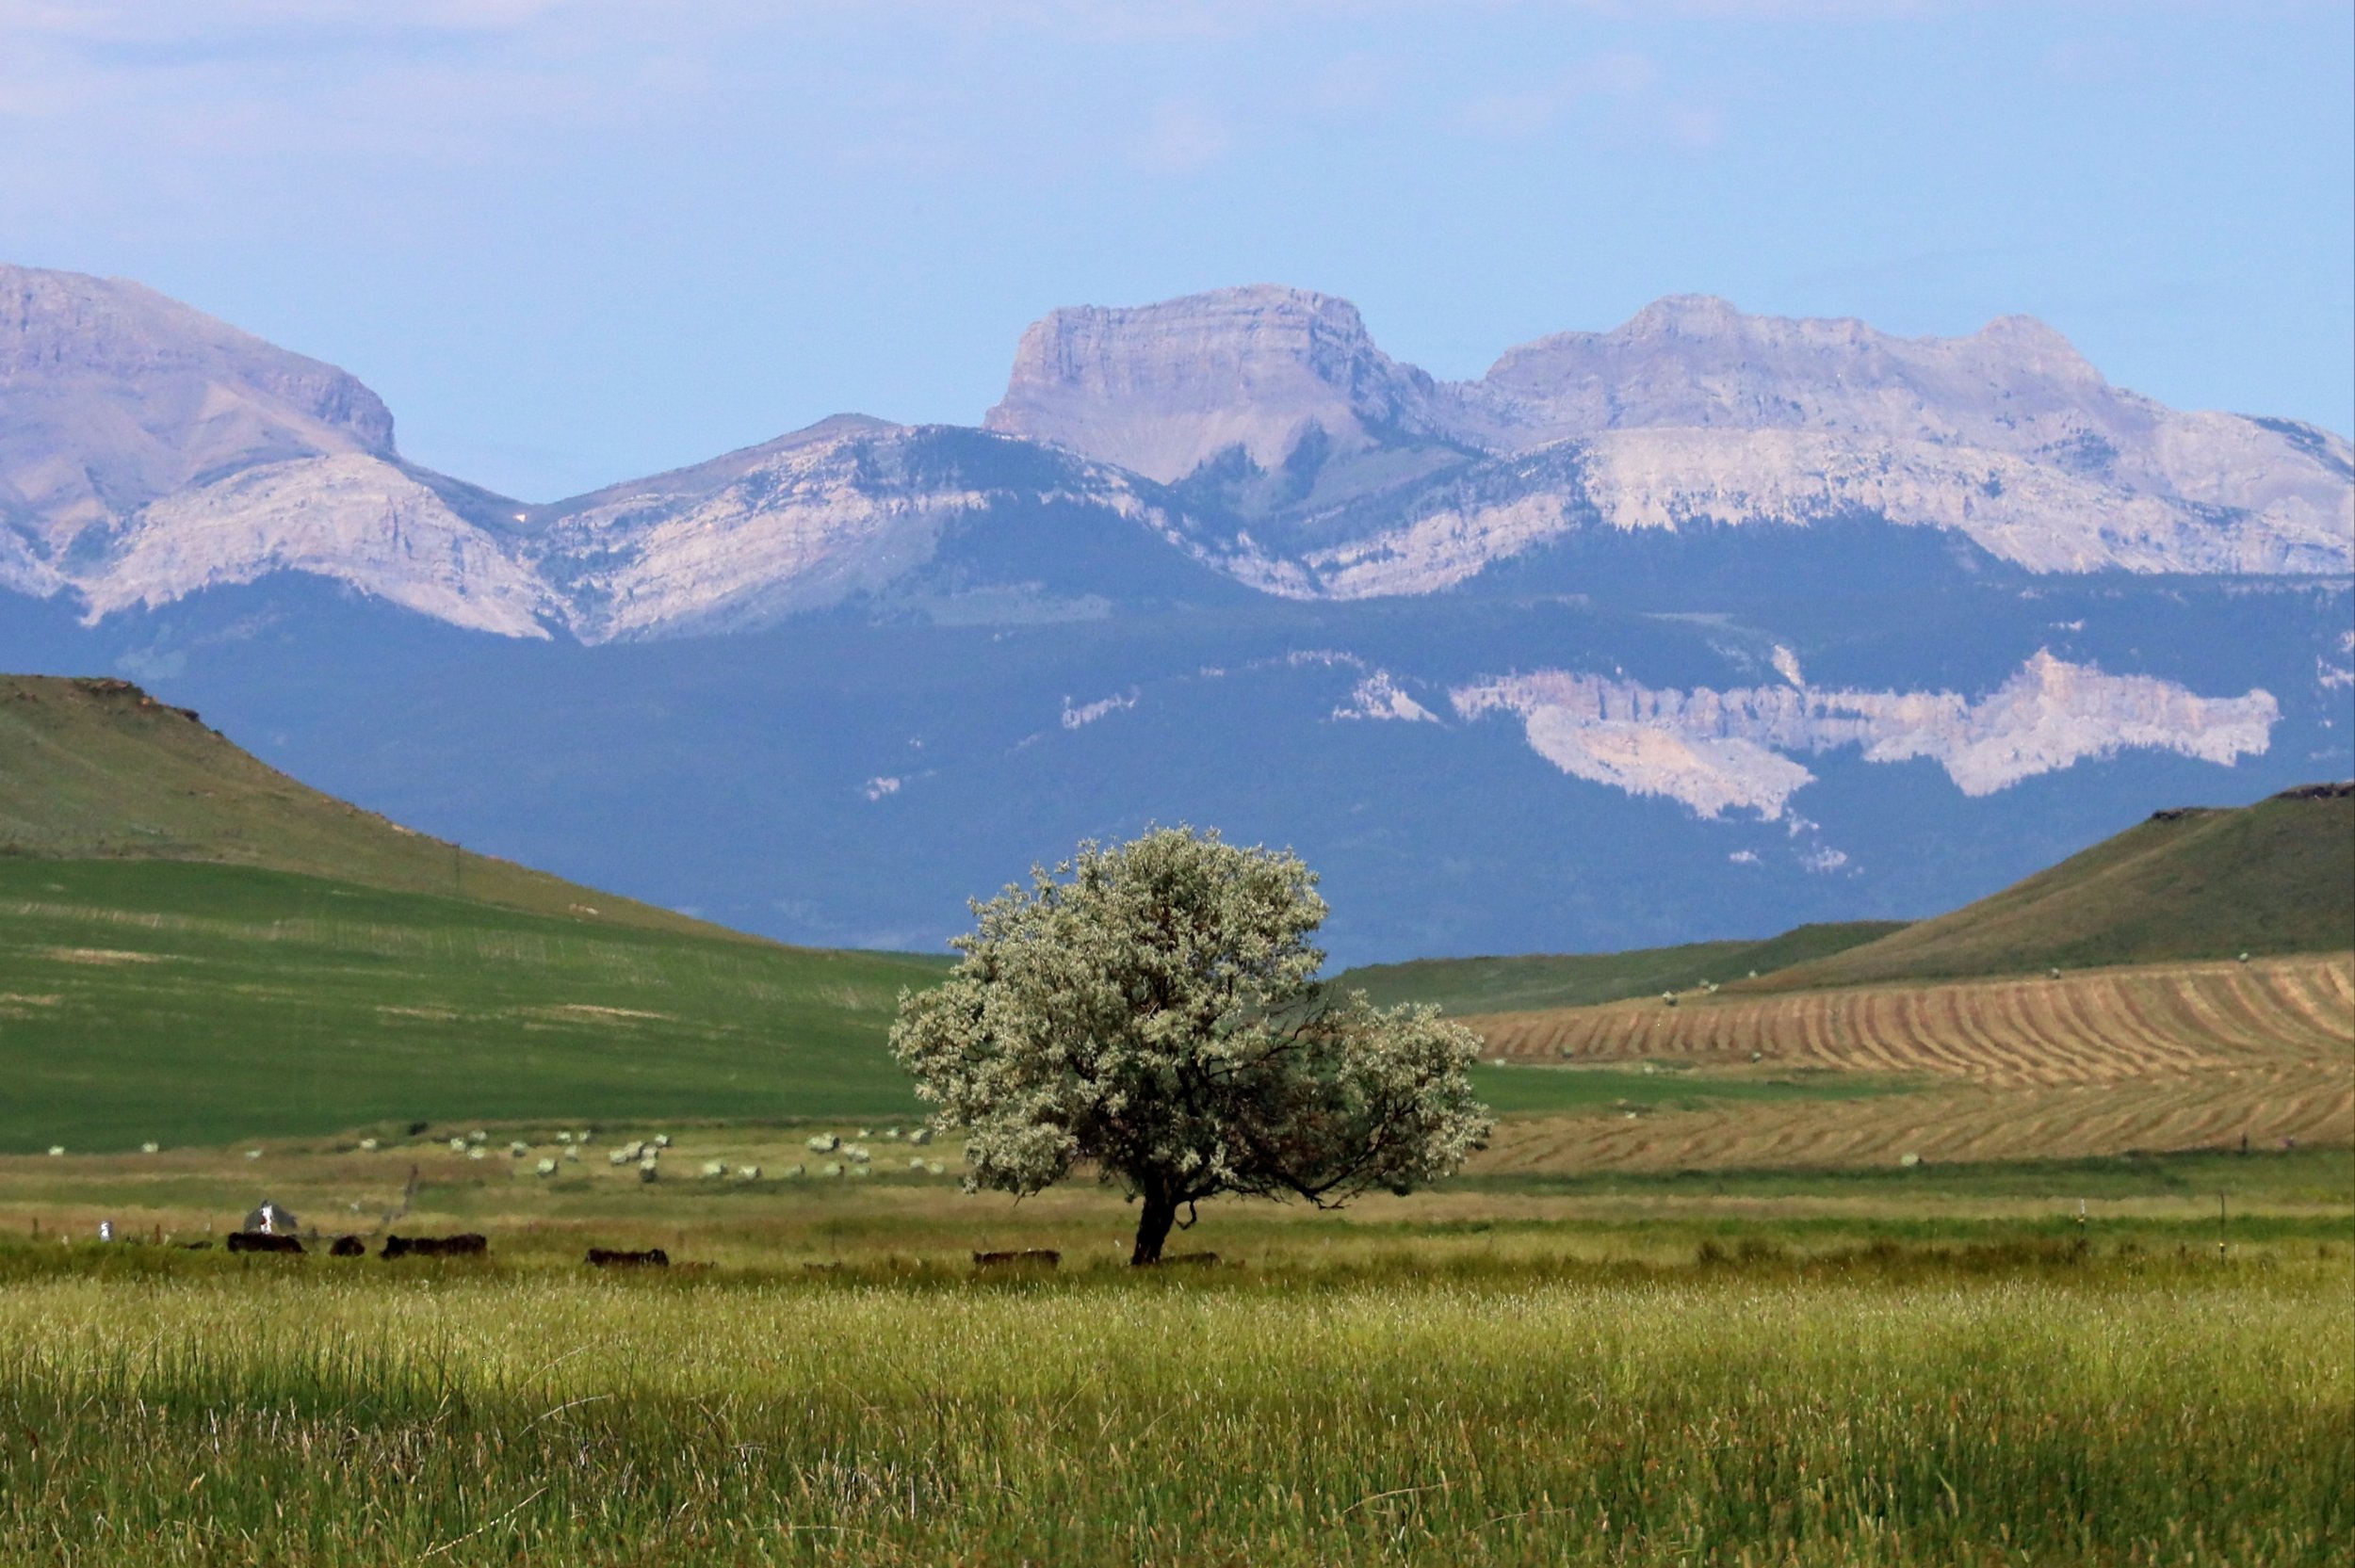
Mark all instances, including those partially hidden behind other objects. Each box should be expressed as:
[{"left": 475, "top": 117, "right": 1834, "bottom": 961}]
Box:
[
  {"left": 1, "top": 1248, "right": 2347, "bottom": 1567},
  {"left": 1469, "top": 955, "right": 2355, "bottom": 1173}
]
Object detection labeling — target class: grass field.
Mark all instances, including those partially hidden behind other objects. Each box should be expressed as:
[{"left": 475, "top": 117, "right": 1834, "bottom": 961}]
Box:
[
  {"left": 0, "top": 860, "right": 947, "bottom": 1153},
  {"left": 1467, "top": 953, "right": 2355, "bottom": 1172},
  {"left": 0, "top": 1222, "right": 2346, "bottom": 1566}
]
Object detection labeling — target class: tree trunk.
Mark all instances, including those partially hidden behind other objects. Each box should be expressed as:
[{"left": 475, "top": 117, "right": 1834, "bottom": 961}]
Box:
[{"left": 1130, "top": 1188, "right": 1179, "bottom": 1266}]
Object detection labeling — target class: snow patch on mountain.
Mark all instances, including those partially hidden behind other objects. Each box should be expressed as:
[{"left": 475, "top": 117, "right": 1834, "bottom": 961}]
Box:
[
  {"left": 1334, "top": 671, "right": 1440, "bottom": 724},
  {"left": 1443, "top": 652, "right": 2276, "bottom": 817}
]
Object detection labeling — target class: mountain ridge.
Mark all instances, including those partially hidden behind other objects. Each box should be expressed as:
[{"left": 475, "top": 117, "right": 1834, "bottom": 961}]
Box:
[{"left": 5, "top": 265, "right": 2347, "bottom": 646}]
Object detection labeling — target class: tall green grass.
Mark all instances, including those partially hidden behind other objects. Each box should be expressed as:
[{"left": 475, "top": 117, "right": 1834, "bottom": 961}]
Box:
[{"left": 1, "top": 1257, "right": 2345, "bottom": 1565}]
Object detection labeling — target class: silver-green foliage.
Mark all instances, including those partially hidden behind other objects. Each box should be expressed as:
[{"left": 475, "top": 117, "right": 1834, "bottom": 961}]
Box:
[{"left": 891, "top": 828, "right": 1491, "bottom": 1261}]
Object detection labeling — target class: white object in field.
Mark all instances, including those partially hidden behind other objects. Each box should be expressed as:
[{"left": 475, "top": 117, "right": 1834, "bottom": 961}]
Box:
[
  {"left": 509, "top": 1141, "right": 529, "bottom": 1158},
  {"left": 700, "top": 1160, "right": 727, "bottom": 1179},
  {"left": 925, "top": 1160, "right": 944, "bottom": 1175},
  {"left": 536, "top": 1157, "right": 557, "bottom": 1176},
  {"left": 884, "top": 1127, "right": 901, "bottom": 1140},
  {"left": 357, "top": 1138, "right": 379, "bottom": 1152},
  {"left": 244, "top": 1149, "right": 262, "bottom": 1160},
  {"left": 243, "top": 1200, "right": 298, "bottom": 1235},
  {"left": 1899, "top": 1152, "right": 1922, "bottom": 1168},
  {"left": 735, "top": 1165, "right": 760, "bottom": 1180},
  {"left": 140, "top": 1141, "right": 160, "bottom": 1155},
  {"left": 850, "top": 1163, "right": 871, "bottom": 1178},
  {"left": 821, "top": 1161, "right": 843, "bottom": 1178},
  {"left": 468, "top": 1130, "right": 487, "bottom": 1144},
  {"left": 806, "top": 1134, "right": 839, "bottom": 1153},
  {"left": 783, "top": 1163, "right": 805, "bottom": 1178},
  {"left": 908, "top": 1127, "right": 933, "bottom": 1147},
  {"left": 847, "top": 1146, "right": 870, "bottom": 1164},
  {"left": 637, "top": 1161, "right": 658, "bottom": 1184},
  {"left": 556, "top": 1131, "right": 574, "bottom": 1143},
  {"left": 448, "top": 1138, "right": 468, "bottom": 1153},
  {"left": 607, "top": 1148, "right": 631, "bottom": 1166},
  {"left": 563, "top": 1145, "right": 582, "bottom": 1162},
  {"left": 651, "top": 1134, "right": 671, "bottom": 1148},
  {"left": 467, "top": 1147, "right": 486, "bottom": 1161},
  {"left": 98, "top": 1220, "right": 113, "bottom": 1242},
  {"left": 910, "top": 1156, "right": 928, "bottom": 1171}
]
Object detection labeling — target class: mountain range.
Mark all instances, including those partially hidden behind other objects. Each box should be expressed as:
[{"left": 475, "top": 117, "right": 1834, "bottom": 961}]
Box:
[{"left": 4, "top": 263, "right": 2349, "bottom": 962}]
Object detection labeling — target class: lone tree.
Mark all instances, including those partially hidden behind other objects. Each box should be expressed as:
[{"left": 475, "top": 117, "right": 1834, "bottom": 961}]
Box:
[{"left": 890, "top": 827, "right": 1491, "bottom": 1264}]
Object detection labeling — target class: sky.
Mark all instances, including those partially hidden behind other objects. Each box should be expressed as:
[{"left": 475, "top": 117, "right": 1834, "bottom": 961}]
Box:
[{"left": 3, "top": 1, "right": 2349, "bottom": 503}]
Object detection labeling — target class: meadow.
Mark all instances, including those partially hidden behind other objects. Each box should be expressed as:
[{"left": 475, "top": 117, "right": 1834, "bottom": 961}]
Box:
[{"left": 0, "top": 1229, "right": 2347, "bottom": 1567}]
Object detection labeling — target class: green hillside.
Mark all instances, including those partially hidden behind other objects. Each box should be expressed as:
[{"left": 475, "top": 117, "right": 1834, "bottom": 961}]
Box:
[
  {"left": 0, "top": 673, "right": 957, "bottom": 1152},
  {"left": 1, "top": 674, "right": 748, "bottom": 944},
  {"left": 1750, "top": 785, "right": 2355, "bottom": 992},
  {"left": 1336, "top": 922, "right": 1906, "bottom": 1016},
  {"left": 0, "top": 860, "right": 945, "bottom": 1153}
]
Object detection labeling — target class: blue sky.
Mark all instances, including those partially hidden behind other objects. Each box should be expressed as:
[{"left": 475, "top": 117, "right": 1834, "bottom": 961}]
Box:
[{"left": 4, "top": 1, "right": 2349, "bottom": 502}]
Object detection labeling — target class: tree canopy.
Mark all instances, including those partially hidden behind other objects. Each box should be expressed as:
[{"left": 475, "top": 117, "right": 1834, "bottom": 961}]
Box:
[{"left": 890, "top": 827, "right": 1491, "bottom": 1263}]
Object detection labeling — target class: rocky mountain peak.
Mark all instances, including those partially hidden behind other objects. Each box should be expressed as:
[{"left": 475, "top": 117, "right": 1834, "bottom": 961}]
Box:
[
  {"left": 1, "top": 264, "right": 397, "bottom": 549},
  {"left": 984, "top": 283, "right": 1442, "bottom": 483}
]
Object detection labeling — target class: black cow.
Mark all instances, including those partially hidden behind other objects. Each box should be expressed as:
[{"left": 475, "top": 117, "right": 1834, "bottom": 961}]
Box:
[
  {"left": 329, "top": 1235, "right": 367, "bottom": 1257},
  {"left": 382, "top": 1233, "right": 487, "bottom": 1259},
  {"left": 587, "top": 1247, "right": 669, "bottom": 1269},
  {"left": 227, "top": 1232, "right": 304, "bottom": 1254}
]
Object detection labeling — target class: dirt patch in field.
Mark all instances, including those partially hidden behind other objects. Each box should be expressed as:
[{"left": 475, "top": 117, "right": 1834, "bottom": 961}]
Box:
[
  {"left": 38, "top": 947, "right": 165, "bottom": 966},
  {"left": 525, "top": 1004, "right": 674, "bottom": 1024}
]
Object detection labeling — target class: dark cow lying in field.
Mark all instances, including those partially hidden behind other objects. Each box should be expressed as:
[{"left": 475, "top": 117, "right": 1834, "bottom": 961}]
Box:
[
  {"left": 587, "top": 1247, "right": 669, "bottom": 1269},
  {"left": 972, "top": 1248, "right": 1061, "bottom": 1269},
  {"left": 329, "top": 1235, "right": 366, "bottom": 1257},
  {"left": 382, "top": 1233, "right": 487, "bottom": 1259},
  {"left": 1158, "top": 1252, "right": 1223, "bottom": 1267},
  {"left": 227, "top": 1232, "right": 304, "bottom": 1254}
]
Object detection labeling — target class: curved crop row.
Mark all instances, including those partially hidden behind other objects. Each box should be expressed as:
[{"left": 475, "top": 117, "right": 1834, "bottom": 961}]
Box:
[{"left": 1470, "top": 955, "right": 2355, "bottom": 1089}]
